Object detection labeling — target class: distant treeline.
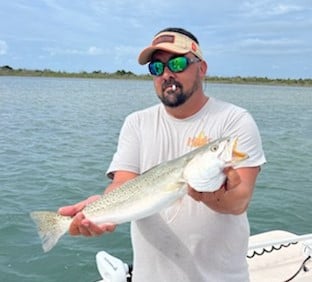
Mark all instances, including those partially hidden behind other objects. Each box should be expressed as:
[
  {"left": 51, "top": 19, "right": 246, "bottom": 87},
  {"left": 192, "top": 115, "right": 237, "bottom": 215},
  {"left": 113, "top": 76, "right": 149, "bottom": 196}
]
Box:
[{"left": 1, "top": 65, "right": 311, "bottom": 87}]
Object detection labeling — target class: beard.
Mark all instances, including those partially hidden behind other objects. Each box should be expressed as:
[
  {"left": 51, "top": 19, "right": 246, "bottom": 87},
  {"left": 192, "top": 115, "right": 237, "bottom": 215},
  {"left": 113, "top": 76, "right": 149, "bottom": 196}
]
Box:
[
  {"left": 158, "top": 90, "right": 188, "bottom": 107},
  {"left": 158, "top": 77, "right": 200, "bottom": 108}
]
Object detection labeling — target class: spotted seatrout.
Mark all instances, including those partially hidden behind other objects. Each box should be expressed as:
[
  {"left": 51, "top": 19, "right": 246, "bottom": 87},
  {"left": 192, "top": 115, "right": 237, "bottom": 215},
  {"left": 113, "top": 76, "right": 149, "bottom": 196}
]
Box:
[{"left": 30, "top": 136, "right": 248, "bottom": 252}]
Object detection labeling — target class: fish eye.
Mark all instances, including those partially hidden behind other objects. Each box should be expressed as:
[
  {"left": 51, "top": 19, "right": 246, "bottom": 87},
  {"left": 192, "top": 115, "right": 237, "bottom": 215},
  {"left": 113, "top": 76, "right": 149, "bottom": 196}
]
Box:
[{"left": 210, "top": 145, "right": 219, "bottom": 152}]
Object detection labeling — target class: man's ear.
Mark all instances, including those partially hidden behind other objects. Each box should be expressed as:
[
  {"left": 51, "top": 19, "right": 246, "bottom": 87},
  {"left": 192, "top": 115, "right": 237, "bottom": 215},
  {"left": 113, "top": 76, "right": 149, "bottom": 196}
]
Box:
[{"left": 199, "top": 60, "right": 208, "bottom": 78}]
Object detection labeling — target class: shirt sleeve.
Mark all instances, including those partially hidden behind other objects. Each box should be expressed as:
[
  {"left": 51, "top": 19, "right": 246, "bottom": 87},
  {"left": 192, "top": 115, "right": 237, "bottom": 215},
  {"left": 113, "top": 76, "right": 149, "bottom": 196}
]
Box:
[
  {"left": 106, "top": 113, "right": 140, "bottom": 179},
  {"left": 223, "top": 109, "right": 266, "bottom": 168}
]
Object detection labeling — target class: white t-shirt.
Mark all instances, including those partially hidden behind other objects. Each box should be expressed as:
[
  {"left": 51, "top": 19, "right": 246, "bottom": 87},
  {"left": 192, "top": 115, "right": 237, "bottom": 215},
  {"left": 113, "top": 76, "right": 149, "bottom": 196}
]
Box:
[{"left": 107, "top": 97, "right": 266, "bottom": 282}]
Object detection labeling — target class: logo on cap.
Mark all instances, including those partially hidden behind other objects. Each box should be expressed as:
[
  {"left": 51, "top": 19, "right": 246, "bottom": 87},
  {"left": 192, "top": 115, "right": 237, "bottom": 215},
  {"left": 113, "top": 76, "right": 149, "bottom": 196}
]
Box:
[{"left": 152, "top": 35, "right": 175, "bottom": 46}]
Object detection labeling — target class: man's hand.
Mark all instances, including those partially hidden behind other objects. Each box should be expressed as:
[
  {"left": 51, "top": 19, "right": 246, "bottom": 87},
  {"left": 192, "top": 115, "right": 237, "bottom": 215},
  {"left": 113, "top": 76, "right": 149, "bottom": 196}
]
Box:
[
  {"left": 222, "top": 167, "right": 241, "bottom": 190},
  {"left": 58, "top": 195, "right": 116, "bottom": 237}
]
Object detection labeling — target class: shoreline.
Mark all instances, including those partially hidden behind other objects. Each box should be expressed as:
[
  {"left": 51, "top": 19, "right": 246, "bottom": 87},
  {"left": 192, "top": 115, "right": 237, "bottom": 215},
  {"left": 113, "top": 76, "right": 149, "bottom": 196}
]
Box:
[{"left": 1, "top": 67, "right": 311, "bottom": 87}]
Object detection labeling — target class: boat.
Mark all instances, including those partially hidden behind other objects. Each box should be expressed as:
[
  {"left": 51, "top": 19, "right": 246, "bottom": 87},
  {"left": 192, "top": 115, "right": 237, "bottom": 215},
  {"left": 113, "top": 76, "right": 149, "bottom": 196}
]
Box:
[{"left": 95, "top": 230, "right": 312, "bottom": 282}]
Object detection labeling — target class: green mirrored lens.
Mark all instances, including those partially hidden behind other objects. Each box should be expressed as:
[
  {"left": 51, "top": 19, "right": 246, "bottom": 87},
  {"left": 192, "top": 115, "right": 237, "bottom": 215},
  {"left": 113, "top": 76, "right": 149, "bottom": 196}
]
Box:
[
  {"left": 149, "top": 61, "right": 164, "bottom": 76},
  {"left": 168, "top": 57, "right": 188, "bottom": 72}
]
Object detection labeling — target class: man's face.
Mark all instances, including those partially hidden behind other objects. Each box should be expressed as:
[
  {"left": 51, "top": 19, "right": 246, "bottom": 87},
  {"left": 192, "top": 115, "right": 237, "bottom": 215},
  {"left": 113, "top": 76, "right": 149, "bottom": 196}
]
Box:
[{"left": 150, "top": 50, "right": 203, "bottom": 108}]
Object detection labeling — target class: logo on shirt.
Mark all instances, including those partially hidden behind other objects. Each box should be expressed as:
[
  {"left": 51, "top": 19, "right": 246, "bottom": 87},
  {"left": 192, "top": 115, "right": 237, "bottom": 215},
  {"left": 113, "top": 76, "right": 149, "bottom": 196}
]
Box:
[{"left": 187, "top": 131, "right": 210, "bottom": 148}]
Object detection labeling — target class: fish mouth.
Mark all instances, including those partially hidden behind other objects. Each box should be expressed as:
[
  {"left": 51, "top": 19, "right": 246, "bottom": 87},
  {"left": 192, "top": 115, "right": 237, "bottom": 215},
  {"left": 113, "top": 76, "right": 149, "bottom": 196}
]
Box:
[{"left": 231, "top": 137, "right": 249, "bottom": 163}]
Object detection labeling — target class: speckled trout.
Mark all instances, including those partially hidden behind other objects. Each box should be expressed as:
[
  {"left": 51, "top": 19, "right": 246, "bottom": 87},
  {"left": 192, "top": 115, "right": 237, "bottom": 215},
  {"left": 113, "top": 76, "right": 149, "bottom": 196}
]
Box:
[{"left": 30, "top": 136, "right": 248, "bottom": 252}]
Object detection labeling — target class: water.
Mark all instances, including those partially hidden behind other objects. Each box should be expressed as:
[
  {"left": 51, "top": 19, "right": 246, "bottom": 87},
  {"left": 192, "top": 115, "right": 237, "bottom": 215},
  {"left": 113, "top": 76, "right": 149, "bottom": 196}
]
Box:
[{"left": 0, "top": 77, "right": 311, "bottom": 281}]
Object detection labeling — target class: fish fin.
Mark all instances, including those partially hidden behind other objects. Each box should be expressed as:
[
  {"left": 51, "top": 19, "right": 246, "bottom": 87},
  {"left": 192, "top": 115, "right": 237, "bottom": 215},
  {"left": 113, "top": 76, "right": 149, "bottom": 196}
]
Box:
[
  {"left": 163, "top": 198, "right": 183, "bottom": 223},
  {"left": 162, "top": 182, "right": 187, "bottom": 223},
  {"left": 30, "top": 211, "right": 72, "bottom": 252}
]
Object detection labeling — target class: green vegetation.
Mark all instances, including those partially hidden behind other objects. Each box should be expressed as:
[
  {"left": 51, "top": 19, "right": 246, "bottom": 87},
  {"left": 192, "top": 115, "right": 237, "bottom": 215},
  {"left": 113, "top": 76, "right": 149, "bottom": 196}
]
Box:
[
  {"left": 1, "top": 65, "right": 311, "bottom": 87},
  {"left": 204, "top": 75, "right": 312, "bottom": 87},
  {"left": 0, "top": 65, "right": 148, "bottom": 80}
]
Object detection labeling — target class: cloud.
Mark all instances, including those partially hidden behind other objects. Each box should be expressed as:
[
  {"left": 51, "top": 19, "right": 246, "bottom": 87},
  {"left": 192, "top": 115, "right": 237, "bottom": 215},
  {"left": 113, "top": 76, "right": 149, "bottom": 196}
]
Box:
[
  {"left": 204, "top": 36, "right": 311, "bottom": 58},
  {"left": 87, "top": 46, "right": 103, "bottom": 55},
  {"left": 238, "top": 38, "right": 305, "bottom": 54},
  {"left": 272, "top": 4, "right": 303, "bottom": 15},
  {"left": 44, "top": 46, "right": 107, "bottom": 56},
  {"left": 0, "top": 40, "right": 8, "bottom": 55},
  {"left": 44, "top": 47, "right": 79, "bottom": 56},
  {"left": 241, "top": 0, "right": 304, "bottom": 17}
]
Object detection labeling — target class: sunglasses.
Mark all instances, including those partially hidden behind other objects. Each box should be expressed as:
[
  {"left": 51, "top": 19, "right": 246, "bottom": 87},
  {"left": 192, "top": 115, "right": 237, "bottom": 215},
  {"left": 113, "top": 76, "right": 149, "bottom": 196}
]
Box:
[{"left": 148, "top": 56, "right": 200, "bottom": 76}]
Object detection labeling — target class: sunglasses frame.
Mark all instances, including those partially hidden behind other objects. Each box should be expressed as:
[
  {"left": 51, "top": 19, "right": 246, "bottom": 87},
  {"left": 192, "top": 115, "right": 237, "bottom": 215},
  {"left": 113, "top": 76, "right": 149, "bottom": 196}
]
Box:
[{"left": 148, "top": 56, "right": 200, "bottom": 76}]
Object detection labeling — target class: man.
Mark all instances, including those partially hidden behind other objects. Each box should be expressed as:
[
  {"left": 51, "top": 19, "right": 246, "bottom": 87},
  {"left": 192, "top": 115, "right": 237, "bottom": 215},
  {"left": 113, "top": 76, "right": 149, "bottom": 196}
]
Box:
[{"left": 59, "top": 27, "right": 266, "bottom": 281}]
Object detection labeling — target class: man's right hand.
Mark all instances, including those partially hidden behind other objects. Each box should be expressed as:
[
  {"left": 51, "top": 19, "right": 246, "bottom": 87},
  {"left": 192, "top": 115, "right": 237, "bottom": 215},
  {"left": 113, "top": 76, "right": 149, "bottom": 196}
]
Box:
[{"left": 58, "top": 195, "right": 116, "bottom": 237}]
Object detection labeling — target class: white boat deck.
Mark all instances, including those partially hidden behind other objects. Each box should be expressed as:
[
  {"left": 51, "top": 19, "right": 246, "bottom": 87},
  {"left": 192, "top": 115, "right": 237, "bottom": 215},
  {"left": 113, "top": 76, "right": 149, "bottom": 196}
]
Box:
[
  {"left": 95, "top": 230, "right": 312, "bottom": 281},
  {"left": 248, "top": 230, "right": 312, "bottom": 281}
]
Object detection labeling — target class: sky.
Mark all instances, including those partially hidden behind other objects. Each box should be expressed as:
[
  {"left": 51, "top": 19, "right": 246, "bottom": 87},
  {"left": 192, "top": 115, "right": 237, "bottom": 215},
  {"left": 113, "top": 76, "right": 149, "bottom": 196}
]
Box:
[{"left": 0, "top": 0, "right": 311, "bottom": 79}]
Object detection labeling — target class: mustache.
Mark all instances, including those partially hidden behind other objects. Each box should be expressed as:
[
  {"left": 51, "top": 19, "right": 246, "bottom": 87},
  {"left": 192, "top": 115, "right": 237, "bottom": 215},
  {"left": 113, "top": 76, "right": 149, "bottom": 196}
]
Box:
[{"left": 162, "top": 79, "right": 182, "bottom": 91}]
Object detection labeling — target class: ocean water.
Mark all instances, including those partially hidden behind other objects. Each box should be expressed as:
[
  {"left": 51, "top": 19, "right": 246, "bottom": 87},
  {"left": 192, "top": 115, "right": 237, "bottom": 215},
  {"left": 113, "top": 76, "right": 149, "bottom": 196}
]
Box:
[{"left": 0, "top": 76, "right": 311, "bottom": 281}]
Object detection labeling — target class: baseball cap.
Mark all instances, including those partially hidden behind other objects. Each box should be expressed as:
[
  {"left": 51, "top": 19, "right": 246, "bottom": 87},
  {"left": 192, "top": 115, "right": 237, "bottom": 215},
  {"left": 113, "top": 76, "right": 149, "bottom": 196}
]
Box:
[{"left": 138, "top": 31, "right": 203, "bottom": 65}]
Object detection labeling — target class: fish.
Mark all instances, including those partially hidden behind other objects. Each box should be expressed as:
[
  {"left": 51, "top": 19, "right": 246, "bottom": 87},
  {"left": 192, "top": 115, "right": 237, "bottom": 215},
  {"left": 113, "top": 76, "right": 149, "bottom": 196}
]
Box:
[{"left": 30, "top": 136, "right": 248, "bottom": 252}]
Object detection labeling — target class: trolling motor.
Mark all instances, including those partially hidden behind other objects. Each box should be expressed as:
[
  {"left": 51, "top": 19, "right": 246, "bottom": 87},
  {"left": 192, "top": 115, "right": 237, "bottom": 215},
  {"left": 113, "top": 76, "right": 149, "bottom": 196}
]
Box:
[{"left": 95, "top": 251, "right": 132, "bottom": 282}]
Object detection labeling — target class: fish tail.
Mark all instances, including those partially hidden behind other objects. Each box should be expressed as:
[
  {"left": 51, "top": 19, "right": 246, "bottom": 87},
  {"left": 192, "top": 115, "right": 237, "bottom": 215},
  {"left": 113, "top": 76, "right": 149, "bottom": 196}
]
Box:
[{"left": 30, "top": 211, "right": 72, "bottom": 252}]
